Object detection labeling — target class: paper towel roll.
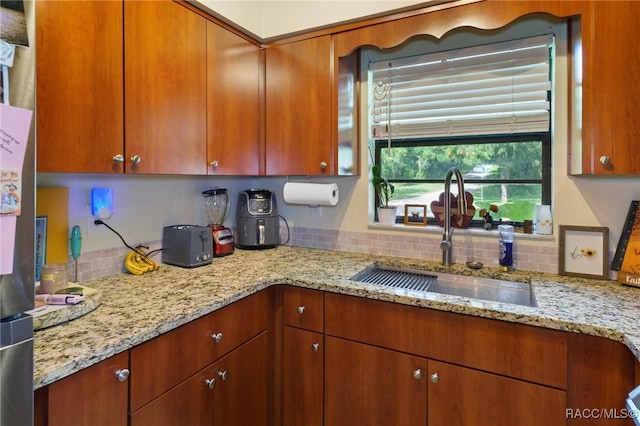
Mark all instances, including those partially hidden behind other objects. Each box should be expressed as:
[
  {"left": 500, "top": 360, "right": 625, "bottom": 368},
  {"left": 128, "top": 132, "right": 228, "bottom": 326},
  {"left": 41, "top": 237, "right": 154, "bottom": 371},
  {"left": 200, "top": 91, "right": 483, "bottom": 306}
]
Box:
[{"left": 283, "top": 182, "right": 339, "bottom": 206}]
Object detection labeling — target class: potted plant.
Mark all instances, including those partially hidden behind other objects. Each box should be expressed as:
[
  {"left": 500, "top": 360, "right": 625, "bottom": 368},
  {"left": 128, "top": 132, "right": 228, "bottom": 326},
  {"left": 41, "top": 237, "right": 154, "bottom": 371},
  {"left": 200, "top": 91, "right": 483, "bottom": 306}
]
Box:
[
  {"left": 479, "top": 204, "right": 499, "bottom": 230},
  {"left": 372, "top": 162, "right": 397, "bottom": 225}
]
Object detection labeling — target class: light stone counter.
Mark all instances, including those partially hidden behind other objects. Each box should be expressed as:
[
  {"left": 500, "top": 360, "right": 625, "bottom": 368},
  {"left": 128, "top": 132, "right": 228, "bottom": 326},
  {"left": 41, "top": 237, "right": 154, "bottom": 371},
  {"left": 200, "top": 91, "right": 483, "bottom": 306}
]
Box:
[{"left": 34, "top": 245, "right": 640, "bottom": 389}]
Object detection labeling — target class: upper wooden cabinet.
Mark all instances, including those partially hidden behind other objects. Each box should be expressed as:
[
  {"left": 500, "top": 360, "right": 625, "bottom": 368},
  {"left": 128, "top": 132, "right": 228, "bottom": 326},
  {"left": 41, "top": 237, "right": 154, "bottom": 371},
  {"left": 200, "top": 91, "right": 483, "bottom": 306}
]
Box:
[
  {"left": 36, "top": 0, "right": 124, "bottom": 173},
  {"left": 206, "top": 21, "right": 262, "bottom": 176},
  {"left": 577, "top": 1, "right": 640, "bottom": 175},
  {"left": 265, "top": 36, "right": 333, "bottom": 176},
  {"left": 124, "top": 0, "right": 207, "bottom": 174}
]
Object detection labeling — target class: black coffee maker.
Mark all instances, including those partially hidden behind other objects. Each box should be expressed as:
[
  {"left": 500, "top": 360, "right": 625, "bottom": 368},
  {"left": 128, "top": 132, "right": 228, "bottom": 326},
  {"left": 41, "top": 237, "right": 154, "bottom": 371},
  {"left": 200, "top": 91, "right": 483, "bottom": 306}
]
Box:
[{"left": 235, "top": 189, "right": 279, "bottom": 249}]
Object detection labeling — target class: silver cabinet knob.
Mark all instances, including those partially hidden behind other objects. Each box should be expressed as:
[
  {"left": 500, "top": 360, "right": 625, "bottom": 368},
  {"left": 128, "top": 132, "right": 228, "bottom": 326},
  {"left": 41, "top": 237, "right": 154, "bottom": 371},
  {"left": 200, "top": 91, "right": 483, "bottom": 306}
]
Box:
[
  {"left": 210, "top": 160, "right": 219, "bottom": 168},
  {"left": 114, "top": 368, "right": 130, "bottom": 383},
  {"left": 320, "top": 162, "right": 328, "bottom": 170},
  {"left": 131, "top": 155, "right": 142, "bottom": 164},
  {"left": 113, "top": 154, "right": 124, "bottom": 163},
  {"left": 311, "top": 343, "right": 320, "bottom": 352},
  {"left": 211, "top": 332, "right": 223, "bottom": 343},
  {"left": 413, "top": 369, "right": 422, "bottom": 380},
  {"left": 218, "top": 370, "right": 228, "bottom": 381},
  {"left": 430, "top": 373, "right": 439, "bottom": 383},
  {"left": 205, "top": 378, "right": 216, "bottom": 389},
  {"left": 297, "top": 306, "right": 305, "bottom": 315},
  {"left": 599, "top": 155, "right": 611, "bottom": 165}
]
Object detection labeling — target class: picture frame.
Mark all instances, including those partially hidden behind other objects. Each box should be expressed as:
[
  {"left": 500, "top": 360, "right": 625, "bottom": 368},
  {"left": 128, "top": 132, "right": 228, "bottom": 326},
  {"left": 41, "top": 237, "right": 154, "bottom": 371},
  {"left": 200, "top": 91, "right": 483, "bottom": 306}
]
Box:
[
  {"left": 559, "top": 225, "right": 609, "bottom": 279},
  {"left": 35, "top": 216, "right": 47, "bottom": 281},
  {"left": 404, "top": 204, "right": 427, "bottom": 226}
]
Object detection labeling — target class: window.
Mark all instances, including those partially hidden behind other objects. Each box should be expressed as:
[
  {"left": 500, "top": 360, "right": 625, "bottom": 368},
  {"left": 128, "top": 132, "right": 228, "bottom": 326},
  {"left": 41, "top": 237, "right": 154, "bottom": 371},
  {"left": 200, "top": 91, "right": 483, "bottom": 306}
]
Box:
[{"left": 368, "top": 32, "right": 554, "bottom": 225}]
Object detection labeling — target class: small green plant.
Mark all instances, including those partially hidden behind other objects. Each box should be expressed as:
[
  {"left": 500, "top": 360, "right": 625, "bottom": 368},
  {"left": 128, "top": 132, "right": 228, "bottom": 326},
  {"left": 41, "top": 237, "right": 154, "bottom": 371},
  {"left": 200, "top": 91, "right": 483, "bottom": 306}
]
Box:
[{"left": 371, "top": 161, "right": 394, "bottom": 208}]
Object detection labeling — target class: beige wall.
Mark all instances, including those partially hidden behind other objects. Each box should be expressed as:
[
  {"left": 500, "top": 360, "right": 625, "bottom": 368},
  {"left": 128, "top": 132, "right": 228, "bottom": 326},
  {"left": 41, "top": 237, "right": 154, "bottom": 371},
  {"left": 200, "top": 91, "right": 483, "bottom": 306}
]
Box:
[{"left": 194, "top": 0, "right": 434, "bottom": 39}]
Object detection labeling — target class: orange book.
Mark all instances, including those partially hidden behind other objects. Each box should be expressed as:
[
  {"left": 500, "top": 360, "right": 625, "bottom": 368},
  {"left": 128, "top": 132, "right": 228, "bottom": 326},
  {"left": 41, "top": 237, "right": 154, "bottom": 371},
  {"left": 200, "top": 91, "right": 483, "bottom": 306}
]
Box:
[{"left": 613, "top": 201, "right": 640, "bottom": 286}]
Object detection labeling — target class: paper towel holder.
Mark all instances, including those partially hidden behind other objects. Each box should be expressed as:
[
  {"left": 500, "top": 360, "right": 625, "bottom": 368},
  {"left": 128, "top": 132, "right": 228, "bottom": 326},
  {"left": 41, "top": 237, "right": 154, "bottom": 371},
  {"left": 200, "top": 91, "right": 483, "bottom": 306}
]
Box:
[{"left": 282, "top": 181, "right": 339, "bottom": 207}]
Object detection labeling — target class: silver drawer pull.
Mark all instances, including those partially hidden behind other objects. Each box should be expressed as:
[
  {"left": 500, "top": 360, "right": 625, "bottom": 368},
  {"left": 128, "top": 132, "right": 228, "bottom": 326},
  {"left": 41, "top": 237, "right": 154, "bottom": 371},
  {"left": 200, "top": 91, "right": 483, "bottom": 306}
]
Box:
[
  {"left": 212, "top": 332, "right": 223, "bottom": 343},
  {"left": 114, "top": 368, "right": 130, "bottom": 383}
]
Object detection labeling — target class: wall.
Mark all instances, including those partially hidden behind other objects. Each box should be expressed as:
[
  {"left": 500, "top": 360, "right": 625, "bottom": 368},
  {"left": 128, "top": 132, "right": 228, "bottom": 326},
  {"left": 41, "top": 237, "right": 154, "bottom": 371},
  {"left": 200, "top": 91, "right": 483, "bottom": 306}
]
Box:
[{"left": 194, "top": 0, "right": 437, "bottom": 40}]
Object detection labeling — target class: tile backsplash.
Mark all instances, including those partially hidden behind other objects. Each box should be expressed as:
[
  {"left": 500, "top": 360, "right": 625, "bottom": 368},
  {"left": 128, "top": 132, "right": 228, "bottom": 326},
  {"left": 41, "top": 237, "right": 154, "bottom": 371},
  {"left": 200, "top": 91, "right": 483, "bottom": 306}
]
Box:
[{"left": 68, "top": 226, "right": 560, "bottom": 283}]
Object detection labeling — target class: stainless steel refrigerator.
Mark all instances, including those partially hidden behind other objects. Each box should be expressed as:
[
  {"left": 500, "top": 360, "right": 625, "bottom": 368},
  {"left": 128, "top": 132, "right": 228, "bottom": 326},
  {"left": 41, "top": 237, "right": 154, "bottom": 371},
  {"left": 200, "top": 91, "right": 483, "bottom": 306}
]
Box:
[{"left": 0, "top": 1, "right": 35, "bottom": 424}]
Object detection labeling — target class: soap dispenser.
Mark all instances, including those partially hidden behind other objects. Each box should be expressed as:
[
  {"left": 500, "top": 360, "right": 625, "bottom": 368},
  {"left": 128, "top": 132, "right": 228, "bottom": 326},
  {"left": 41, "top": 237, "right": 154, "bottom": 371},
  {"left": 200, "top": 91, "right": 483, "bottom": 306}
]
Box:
[{"left": 498, "top": 224, "right": 514, "bottom": 271}]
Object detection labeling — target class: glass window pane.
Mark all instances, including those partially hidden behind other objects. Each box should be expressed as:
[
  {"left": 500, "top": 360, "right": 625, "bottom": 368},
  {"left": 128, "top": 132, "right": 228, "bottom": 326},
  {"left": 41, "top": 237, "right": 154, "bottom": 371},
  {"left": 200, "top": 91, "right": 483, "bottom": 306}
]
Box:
[
  {"left": 389, "top": 182, "right": 541, "bottom": 222},
  {"left": 379, "top": 141, "right": 543, "bottom": 181}
]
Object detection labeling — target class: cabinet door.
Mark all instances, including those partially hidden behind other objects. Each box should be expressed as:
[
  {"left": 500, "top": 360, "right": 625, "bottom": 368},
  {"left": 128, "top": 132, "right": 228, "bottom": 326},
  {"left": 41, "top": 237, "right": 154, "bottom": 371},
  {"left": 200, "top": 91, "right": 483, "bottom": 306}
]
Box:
[
  {"left": 580, "top": 1, "right": 640, "bottom": 174},
  {"left": 130, "top": 365, "right": 215, "bottom": 426},
  {"left": 124, "top": 0, "right": 207, "bottom": 174},
  {"left": 214, "top": 331, "right": 270, "bottom": 426},
  {"left": 567, "top": 333, "right": 636, "bottom": 425},
  {"left": 265, "top": 36, "right": 333, "bottom": 175},
  {"left": 324, "top": 336, "right": 427, "bottom": 426},
  {"left": 283, "top": 327, "right": 324, "bottom": 426},
  {"left": 207, "top": 22, "right": 261, "bottom": 175},
  {"left": 428, "top": 360, "right": 566, "bottom": 426},
  {"left": 36, "top": 0, "right": 124, "bottom": 173},
  {"left": 47, "top": 352, "right": 129, "bottom": 426}
]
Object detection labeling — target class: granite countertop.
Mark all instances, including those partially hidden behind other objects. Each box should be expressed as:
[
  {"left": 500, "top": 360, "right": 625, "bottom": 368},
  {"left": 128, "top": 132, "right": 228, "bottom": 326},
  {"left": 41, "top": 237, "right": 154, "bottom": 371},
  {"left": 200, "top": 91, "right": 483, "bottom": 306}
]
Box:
[{"left": 34, "top": 245, "right": 640, "bottom": 389}]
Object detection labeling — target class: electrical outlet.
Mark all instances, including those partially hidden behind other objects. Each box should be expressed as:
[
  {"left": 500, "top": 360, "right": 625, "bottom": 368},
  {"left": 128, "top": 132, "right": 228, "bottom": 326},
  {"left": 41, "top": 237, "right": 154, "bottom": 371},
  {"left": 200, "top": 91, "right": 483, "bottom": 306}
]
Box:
[
  {"left": 310, "top": 206, "right": 322, "bottom": 217},
  {"left": 86, "top": 205, "right": 106, "bottom": 234}
]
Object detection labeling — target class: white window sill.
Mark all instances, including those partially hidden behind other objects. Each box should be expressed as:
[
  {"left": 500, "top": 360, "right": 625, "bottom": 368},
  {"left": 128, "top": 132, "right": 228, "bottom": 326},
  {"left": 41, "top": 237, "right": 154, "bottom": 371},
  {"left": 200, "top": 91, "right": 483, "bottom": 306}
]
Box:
[{"left": 368, "top": 222, "right": 556, "bottom": 241}]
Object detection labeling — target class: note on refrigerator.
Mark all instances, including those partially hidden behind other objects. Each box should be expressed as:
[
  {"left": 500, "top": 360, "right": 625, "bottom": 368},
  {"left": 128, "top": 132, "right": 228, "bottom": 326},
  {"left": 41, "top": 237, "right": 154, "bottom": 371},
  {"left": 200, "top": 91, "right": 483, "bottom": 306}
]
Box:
[{"left": 0, "top": 103, "right": 33, "bottom": 274}]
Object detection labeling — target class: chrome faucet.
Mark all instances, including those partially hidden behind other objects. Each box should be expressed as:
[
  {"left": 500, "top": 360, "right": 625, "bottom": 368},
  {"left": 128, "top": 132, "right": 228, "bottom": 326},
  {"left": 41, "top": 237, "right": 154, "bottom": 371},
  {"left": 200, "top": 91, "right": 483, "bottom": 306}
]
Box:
[{"left": 440, "top": 167, "right": 468, "bottom": 266}]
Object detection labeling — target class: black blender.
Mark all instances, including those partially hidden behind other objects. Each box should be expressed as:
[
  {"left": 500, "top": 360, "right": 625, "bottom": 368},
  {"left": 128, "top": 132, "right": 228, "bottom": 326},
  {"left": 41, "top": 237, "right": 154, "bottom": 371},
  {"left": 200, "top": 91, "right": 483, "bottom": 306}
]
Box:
[{"left": 202, "top": 188, "right": 234, "bottom": 256}]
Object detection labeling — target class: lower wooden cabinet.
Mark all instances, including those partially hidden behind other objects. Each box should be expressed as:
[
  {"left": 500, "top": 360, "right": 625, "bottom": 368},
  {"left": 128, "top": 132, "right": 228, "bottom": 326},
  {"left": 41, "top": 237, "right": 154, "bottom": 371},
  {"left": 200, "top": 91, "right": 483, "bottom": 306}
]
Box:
[
  {"left": 130, "top": 331, "right": 270, "bottom": 426},
  {"left": 427, "top": 360, "right": 566, "bottom": 426},
  {"left": 567, "top": 333, "right": 636, "bottom": 425},
  {"left": 35, "top": 352, "right": 129, "bottom": 426},
  {"left": 213, "top": 331, "right": 270, "bottom": 426},
  {"left": 35, "top": 286, "right": 640, "bottom": 426},
  {"left": 323, "top": 335, "right": 566, "bottom": 426},
  {"left": 324, "top": 336, "right": 427, "bottom": 426},
  {"left": 129, "top": 364, "right": 214, "bottom": 426},
  {"left": 283, "top": 326, "right": 324, "bottom": 426}
]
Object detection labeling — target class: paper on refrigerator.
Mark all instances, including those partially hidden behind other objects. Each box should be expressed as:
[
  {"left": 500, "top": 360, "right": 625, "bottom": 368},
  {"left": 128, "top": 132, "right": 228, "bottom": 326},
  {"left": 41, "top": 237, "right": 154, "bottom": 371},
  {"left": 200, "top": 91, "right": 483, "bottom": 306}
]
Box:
[{"left": 0, "top": 103, "right": 33, "bottom": 274}]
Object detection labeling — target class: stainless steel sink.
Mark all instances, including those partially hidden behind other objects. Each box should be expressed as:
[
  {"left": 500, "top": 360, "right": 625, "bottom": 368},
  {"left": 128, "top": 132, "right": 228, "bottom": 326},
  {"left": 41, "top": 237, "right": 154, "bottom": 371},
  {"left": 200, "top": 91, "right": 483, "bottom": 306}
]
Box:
[{"left": 350, "top": 265, "right": 537, "bottom": 307}]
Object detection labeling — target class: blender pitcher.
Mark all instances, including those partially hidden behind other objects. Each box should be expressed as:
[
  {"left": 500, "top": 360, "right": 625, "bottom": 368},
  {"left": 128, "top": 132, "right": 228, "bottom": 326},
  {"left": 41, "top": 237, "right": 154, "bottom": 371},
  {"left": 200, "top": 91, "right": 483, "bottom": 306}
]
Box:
[{"left": 202, "top": 188, "right": 234, "bottom": 256}]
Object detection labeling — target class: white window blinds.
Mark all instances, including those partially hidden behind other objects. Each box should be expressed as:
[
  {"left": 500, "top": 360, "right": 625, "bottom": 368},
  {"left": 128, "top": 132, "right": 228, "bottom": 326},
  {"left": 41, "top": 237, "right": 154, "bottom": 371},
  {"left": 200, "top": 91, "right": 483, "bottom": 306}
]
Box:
[{"left": 370, "top": 34, "right": 553, "bottom": 139}]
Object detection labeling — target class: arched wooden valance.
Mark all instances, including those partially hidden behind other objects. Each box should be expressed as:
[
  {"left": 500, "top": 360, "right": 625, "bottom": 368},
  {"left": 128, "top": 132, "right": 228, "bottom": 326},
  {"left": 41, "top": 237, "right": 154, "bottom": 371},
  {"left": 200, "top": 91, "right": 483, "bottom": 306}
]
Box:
[{"left": 334, "top": 0, "right": 591, "bottom": 58}]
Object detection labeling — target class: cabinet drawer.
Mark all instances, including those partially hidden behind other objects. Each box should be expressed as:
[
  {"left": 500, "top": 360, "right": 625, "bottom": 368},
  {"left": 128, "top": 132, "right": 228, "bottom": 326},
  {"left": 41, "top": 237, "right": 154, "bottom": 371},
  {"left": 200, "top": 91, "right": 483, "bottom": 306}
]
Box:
[
  {"left": 130, "top": 289, "right": 271, "bottom": 411},
  {"left": 283, "top": 286, "right": 324, "bottom": 332},
  {"left": 325, "top": 292, "right": 567, "bottom": 389}
]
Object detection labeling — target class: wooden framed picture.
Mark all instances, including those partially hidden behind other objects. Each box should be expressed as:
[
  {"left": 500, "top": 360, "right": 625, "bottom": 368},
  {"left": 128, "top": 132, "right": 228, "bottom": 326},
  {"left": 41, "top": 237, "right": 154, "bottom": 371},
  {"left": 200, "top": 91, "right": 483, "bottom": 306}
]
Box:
[
  {"left": 559, "top": 225, "right": 609, "bottom": 279},
  {"left": 404, "top": 204, "right": 427, "bottom": 226}
]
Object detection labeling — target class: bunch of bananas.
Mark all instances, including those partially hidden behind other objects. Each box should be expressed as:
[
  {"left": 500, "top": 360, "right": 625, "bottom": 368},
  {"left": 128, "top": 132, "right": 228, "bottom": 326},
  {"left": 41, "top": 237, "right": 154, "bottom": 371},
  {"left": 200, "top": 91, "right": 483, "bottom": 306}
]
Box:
[{"left": 124, "top": 247, "right": 160, "bottom": 275}]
